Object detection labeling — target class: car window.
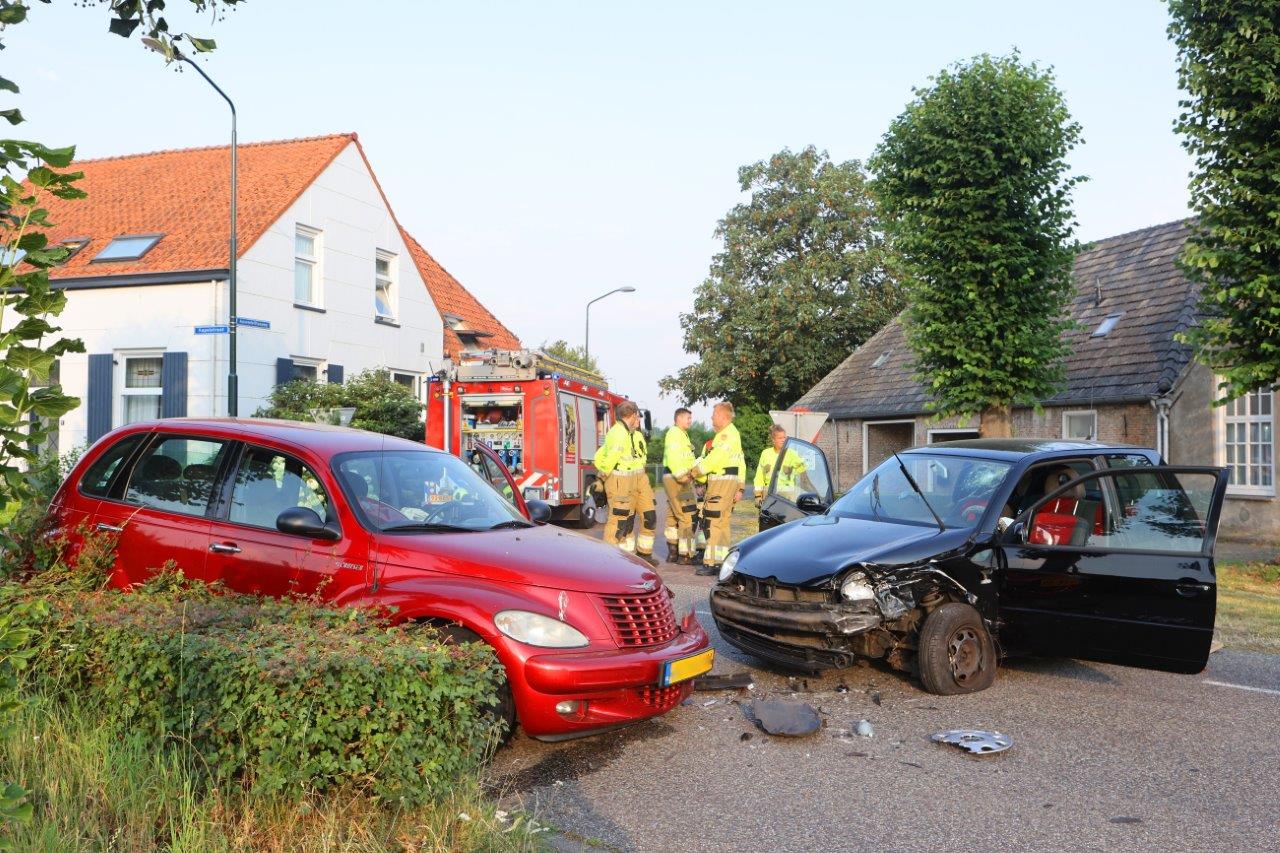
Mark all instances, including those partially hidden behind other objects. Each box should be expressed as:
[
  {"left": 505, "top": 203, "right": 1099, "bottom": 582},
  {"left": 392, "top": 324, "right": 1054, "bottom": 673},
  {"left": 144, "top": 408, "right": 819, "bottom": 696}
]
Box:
[
  {"left": 830, "top": 454, "right": 1012, "bottom": 528},
  {"left": 80, "top": 434, "right": 145, "bottom": 498},
  {"left": 229, "top": 447, "right": 331, "bottom": 529},
  {"left": 1029, "top": 469, "right": 1217, "bottom": 554},
  {"left": 124, "top": 436, "right": 228, "bottom": 517},
  {"left": 1004, "top": 459, "right": 1097, "bottom": 521},
  {"left": 333, "top": 449, "right": 526, "bottom": 531},
  {"left": 766, "top": 440, "right": 830, "bottom": 504},
  {"left": 468, "top": 449, "right": 516, "bottom": 505}
]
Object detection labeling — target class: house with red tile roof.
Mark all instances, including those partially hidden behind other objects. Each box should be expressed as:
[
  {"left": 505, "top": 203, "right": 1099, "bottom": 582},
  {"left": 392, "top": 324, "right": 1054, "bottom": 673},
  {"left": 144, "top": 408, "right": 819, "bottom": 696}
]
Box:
[{"left": 31, "top": 132, "right": 518, "bottom": 452}]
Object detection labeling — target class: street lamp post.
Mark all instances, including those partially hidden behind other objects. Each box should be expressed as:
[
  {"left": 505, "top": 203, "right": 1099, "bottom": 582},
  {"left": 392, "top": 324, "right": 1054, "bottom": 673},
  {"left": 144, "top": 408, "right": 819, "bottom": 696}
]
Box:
[
  {"left": 142, "top": 38, "right": 238, "bottom": 416},
  {"left": 585, "top": 286, "right": 635, "bottom": 363}
]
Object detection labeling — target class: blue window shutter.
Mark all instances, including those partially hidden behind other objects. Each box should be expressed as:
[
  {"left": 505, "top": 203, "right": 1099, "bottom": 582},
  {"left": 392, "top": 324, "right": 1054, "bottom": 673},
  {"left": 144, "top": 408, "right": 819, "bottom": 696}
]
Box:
[
  {"left": 326, "top": 363, "right": 344, "bottom": 384},
  {"left": 276, "top": 357, "right": 294, "bottom": 386},
  {"left": 87, "top": 354, "right": 113, "bottom": 442},
  {"left": 160, "top": 352, "right": 188, "bottom": 418}
]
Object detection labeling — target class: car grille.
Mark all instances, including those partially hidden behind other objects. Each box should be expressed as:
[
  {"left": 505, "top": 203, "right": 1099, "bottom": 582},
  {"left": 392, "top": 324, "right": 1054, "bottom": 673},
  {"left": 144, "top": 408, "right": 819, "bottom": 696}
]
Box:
[
  {"left": 637, "top": 684, "right": 685, "bottom": 711},
  {"left": 730, "top": 574, "right": 837, "bottom": 604},
  {"left": 598, "top": 590, "right": 678, "bottom": 647}
]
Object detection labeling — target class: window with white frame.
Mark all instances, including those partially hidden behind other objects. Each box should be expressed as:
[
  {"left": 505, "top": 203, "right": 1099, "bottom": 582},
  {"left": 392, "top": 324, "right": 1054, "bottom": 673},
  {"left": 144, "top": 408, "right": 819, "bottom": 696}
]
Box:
[
  {"left": 294, "top": 226, "right": 321, "bottom": 305},
  {"left": 391, "top": 371, "right": 418, "bottom": 397},
  {"left": 1063, "top": 410, "right": 1097, "bottom": 440},
  {"left": 375, "top": 250, "right": 396, "bottom": 319},
  {"left": 121, "top": 354, "right": 163, "bottom": 424},
  {"left": 1222, "top": 387, "right": 1274, "bottom": 495},
  {"left": 291, "top": 358, "right": 321, "bottom": 383}
]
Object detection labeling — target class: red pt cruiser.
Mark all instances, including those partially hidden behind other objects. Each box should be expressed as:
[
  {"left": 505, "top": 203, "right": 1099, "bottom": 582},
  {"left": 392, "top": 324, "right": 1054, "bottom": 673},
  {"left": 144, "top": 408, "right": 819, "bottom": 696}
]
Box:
[{"left": 48, "top": 419, "right": 712, "bottom": 740}]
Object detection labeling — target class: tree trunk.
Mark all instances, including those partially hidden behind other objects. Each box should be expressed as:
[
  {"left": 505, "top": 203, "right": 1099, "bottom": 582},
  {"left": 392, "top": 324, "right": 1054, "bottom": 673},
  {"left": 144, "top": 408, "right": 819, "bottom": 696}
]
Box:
[{"left": 980, "top": 404, "right": 1013, "bottom": 438}]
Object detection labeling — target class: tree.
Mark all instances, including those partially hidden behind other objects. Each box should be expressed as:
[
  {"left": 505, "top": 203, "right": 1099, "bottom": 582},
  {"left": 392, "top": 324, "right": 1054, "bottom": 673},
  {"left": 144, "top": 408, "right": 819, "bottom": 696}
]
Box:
[
  {"left": 1168, "top": 1, "right": 1280, "bottom": 403},
  {"left": 254, "top": 370, "right": 424, "bottom": 441},
  {"left": 869, "top": 54, "right": 1084, "bottom": 437},
  {"left": 539, "top": 339, "right": 600, "bottom": 375},
  {"left": 660, "top": 147, "right": 901, "bottom": 411}
]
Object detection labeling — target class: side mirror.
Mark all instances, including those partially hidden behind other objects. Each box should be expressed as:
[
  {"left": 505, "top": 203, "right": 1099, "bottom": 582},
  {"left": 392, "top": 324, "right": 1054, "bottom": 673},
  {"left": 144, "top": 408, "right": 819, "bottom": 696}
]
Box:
[
  {"left": 526, "top": 499, "right": 552, "bottom": 525},
  {"left": 796, "top": 492, "right": 827, "bottom": 513},
  {"left": 1006, "top": 520, "right": 1028, "bottom": 544},
  {"left": 277, "top": 506, "right": 340, "bottom": 541}
]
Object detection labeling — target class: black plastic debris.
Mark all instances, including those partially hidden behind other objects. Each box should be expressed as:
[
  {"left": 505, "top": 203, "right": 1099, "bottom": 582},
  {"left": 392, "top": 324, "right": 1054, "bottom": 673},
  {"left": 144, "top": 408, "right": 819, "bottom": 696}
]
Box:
[
  {"left": 871, "top": 691, "right": 883, "bottom": 706},
  {"left": 739, "top": 732, "right": 753, "bottom": 742},
  {"left": 835, "top": 682, "right": 849, "bottom": 694},
  {"left": 749, "top": 698, "right": 822, "bottom": 737},
  {"left": 786, "top": 677, "right": 810, "bottom": 693},
  {"left": 695, "top": 673, "right": 755, "bottom": 691},
  {"left": 1109, "top": 816, "right": 1142, "bottom": 825}
]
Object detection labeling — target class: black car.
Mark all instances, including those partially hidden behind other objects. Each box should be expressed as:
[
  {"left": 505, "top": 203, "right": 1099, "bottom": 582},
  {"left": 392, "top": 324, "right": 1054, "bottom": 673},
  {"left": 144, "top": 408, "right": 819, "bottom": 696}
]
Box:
[{"left": 711, "top": 438, "right": 1229, "bottom": 695}]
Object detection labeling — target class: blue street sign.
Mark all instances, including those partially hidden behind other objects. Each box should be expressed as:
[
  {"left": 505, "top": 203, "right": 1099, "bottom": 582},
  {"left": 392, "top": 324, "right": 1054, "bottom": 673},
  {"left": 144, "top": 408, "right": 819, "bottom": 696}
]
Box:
[
  {"left": 236, "top": 316, "right": 270, "bottom": 329},
  {"left": 195, "top": 325, "right": 230, "bottom": 335}
]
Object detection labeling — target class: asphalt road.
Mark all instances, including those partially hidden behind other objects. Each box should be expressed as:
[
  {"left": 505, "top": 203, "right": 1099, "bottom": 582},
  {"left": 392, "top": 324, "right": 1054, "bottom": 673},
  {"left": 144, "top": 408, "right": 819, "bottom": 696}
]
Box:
[{"left": 490, "top": 498, "right": 1280, "bottom": 852}]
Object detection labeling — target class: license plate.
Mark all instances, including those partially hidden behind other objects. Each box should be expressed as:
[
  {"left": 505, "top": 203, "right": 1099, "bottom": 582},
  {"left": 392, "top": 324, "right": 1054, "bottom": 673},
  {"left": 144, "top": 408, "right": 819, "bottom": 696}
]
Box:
[{"left": 660, "top": 648, "right": 715, "bottom": 687}]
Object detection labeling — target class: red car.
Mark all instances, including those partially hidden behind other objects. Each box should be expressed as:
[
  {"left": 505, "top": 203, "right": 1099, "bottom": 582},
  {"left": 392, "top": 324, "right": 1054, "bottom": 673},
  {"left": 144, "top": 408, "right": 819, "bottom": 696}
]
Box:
[{"left": 48, "top": 418, "right": 712, "bottom": 740}]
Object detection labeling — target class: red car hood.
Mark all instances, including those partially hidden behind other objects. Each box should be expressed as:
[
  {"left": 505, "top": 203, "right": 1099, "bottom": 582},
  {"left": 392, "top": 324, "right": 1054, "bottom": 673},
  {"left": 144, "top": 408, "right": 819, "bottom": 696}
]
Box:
[{"left": 376, "top": 524, "right": 661, "bottom": 594}]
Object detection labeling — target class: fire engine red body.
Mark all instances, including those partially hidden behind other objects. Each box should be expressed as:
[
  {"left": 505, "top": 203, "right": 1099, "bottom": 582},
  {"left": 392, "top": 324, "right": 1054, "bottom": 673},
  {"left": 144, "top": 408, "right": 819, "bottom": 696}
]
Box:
[{"left": 426, "top": 350, "right": 645, "bottom": 527}]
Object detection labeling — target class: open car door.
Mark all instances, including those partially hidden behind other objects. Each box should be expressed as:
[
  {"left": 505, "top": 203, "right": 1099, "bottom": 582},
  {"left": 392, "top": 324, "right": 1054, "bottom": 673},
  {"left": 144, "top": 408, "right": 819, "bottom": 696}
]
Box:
[
  {"left": 467, "top": 442, "right": 532, "bottom": 520},
  {"left": 758, "top": 438, "right": 835, "bottom": 532},
  {"left": 998, "top": 465, "right": 1229, "bottom": 674}
]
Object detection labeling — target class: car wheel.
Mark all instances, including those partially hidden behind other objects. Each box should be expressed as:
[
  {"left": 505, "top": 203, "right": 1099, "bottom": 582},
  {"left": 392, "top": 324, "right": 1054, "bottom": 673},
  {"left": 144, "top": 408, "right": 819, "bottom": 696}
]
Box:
[
  {"left": 434, "top": 623, "right": 517, "bottom": 744},
  {"left": 917, "top": 602, "right": 998, "bottom": 695},
  {"left": 576, "top": 492, "right": 597, "bottom": 529}
]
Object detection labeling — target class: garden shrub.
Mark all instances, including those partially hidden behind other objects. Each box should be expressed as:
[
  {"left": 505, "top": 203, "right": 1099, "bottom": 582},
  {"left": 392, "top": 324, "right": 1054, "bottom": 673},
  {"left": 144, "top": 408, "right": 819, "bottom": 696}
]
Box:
[{"left": 11, "top": 574, "right": 504, "bottom": 805}]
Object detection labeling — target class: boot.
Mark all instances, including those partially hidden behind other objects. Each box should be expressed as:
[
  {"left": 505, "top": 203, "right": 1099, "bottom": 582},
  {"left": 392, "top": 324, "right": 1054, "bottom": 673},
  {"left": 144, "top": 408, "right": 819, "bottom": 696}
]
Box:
[
  {"left": 639, "top": 552, "right": 661, "bottom": 569},
  {"left": 695, "top": 564, "right": 718, "bottom": 577}
]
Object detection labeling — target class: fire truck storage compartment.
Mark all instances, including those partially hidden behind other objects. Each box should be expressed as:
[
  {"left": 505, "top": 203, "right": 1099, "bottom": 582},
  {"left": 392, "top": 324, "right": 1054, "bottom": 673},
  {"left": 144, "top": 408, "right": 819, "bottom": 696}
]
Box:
[{"left": 461, "top": 393, "right": 524, "bottom": 472}]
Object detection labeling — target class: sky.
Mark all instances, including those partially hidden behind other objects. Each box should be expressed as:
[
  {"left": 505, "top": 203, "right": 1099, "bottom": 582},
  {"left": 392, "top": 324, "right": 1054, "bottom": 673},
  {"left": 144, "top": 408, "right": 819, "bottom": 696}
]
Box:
[{"left": 7, "top": 1, "right": 1194, "bottom": 427}]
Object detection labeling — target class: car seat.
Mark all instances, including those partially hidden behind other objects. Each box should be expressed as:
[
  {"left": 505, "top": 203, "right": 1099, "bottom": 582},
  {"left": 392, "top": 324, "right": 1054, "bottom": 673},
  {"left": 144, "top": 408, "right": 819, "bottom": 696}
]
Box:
[{"left": 1029, "top": 467, "right": 1102, "bottom": 546}]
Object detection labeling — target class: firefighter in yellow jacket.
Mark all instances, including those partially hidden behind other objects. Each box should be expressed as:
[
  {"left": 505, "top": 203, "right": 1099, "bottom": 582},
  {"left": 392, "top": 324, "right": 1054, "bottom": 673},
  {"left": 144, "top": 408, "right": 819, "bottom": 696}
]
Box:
[
  {"left": 754, "top": 424, "right": 808, "bottom": 504},
  {"left": 595, "top": 401, "right": 659, "bottom": 567},
  {"left": 689, "top": 401, "right": 744, "bottom": 576},
  {"left": 661, "top": 407, "right": 699, "bottom": 565}
]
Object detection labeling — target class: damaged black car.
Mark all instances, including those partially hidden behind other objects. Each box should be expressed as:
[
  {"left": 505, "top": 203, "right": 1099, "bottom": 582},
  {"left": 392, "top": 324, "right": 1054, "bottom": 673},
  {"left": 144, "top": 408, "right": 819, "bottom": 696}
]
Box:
[{"left": 711, "top": 438, "right": 1230, "bottom": 695}]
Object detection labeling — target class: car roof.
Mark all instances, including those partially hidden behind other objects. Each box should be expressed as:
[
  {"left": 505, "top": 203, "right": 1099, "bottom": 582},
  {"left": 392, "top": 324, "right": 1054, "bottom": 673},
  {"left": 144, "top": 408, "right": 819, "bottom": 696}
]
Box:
[
  {"left": 124, "top": 417, "right": 434, "bottom": 455},
  {"left": 900, "top": 437, "right": 1152, "bottom": 462}
]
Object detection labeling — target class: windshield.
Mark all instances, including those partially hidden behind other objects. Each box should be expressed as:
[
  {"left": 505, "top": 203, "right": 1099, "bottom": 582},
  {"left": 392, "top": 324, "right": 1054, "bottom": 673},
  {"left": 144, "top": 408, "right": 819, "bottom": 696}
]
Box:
[
  {"left": 333, "top": 449, "right": 527, "bottom": 532},
  {"left": 830, "top": 453, "right": 1012, "bottom": 529}
]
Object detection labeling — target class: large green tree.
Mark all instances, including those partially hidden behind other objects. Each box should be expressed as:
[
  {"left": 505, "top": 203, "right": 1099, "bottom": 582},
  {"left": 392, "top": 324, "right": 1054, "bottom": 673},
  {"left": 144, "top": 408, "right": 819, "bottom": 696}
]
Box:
[
  {"left": 1168, "top": 1, "right": 1280, "bottom": 402},
  {"left": 870, "top": 54, "right": 1084, "bottom": 437},
  {"left": 660, "top": 147, "right": 901, "bottom": 411}
]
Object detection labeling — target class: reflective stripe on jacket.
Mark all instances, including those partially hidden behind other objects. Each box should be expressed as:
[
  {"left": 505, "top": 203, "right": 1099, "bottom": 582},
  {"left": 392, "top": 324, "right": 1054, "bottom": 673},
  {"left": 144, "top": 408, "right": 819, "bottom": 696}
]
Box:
[
  {"left": 698, "top": 422, "right": 744, "bottom": 482},
  {"left": 754, "top": 446, "right": 807, "bottom": 491}
]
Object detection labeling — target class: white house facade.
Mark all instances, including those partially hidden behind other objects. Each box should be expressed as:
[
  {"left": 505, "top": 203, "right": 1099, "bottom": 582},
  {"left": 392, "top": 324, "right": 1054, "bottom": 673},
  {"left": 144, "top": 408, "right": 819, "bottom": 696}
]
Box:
[{"left": 28, "top": 134, "right": 513, "bottom": 456}]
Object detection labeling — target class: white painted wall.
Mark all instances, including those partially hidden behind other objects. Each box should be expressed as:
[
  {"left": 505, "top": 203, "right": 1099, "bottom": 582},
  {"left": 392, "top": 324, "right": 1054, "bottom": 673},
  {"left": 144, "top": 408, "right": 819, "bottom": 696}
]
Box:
[{"left": 48, "top": 141, "right": 444, "bottom": 454}]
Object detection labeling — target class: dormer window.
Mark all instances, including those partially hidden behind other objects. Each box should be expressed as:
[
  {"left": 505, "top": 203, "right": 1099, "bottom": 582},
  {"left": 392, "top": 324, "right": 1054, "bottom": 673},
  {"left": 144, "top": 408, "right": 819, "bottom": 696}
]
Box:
[{"left": 92, "top": 234, "right": 162, "bottom": 263}]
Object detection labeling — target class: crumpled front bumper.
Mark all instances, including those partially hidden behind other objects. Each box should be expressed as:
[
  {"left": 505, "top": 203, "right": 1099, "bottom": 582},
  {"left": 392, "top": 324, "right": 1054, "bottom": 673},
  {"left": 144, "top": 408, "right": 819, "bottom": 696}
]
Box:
[{"left": 709, "top": 585, "right": 884, "bottom": 671}]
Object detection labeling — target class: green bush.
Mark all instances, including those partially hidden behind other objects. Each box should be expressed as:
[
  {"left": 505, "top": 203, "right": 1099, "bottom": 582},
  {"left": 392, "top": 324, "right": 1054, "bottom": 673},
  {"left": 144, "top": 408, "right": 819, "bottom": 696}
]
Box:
[
  {"left": 254, "top": 368, "right": 424, "bottom": 441},
  {"left": 11, "top": 575, "right": 503, "bottom": 805}
]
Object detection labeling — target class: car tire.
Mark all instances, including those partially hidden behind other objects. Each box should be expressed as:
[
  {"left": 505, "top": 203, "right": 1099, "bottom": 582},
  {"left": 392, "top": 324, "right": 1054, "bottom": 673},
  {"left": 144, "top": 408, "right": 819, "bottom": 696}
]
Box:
[
  {"left": 576, "top": 492, "right": 597, "bottom": 529},
  {"left": 917, "top": 602, "right": 998, "bottom": 695},
  {"left": 434, "top": 623, "right": 517, "bottom": 744}
]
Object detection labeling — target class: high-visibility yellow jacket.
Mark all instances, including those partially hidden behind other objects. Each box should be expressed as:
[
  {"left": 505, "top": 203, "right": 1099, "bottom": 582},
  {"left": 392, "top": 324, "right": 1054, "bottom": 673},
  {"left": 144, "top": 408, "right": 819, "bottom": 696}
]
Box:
[
  {"left": 754, "top": 445, "right": 808, "bottom": 492},
  {"left": 595, "top": 422, "right": 647, "bottom": 475},
  {"left": 697, "top": 422, "right": 745, "bottom": 483},
  {"left": 662, "top": 426, "right": 697, "bottom": 477}
]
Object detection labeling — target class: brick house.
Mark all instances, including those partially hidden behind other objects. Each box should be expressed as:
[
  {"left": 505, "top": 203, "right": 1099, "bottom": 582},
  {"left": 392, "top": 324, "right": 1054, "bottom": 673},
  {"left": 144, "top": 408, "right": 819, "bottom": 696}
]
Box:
[{"left": 794, "top": 220, "right": 1277, "bottom": 544}]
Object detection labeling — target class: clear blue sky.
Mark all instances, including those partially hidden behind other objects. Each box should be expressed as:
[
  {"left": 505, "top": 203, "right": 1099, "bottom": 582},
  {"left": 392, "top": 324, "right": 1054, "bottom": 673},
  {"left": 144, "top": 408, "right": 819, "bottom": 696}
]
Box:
[{"left": 8, "top": 1, "right": 1193, "bottom": 426}]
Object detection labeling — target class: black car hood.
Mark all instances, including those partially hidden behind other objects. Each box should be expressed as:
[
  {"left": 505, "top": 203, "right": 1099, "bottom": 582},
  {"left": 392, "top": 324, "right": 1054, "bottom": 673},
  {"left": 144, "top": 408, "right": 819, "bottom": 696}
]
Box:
[{"left": 733, "top": 514, "right": 973, "bottom": 587}]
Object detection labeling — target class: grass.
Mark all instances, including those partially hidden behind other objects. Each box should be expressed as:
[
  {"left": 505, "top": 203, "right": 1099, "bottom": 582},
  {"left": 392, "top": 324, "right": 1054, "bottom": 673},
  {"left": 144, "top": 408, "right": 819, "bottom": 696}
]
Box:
[
  {"left": 1216, "top": 561, "right": 1280, "bottom": 654},
  {"left": 0, "top": 696, "right": 550, "bottom": 852}
]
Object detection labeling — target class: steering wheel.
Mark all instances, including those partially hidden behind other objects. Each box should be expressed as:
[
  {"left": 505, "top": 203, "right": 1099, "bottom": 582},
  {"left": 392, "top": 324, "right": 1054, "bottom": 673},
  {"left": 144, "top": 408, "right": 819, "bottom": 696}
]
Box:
[
  {"left": 421, "top": 499, "right": 461, "bottom": 524},
  {"left": 956, "top": 498, "right": 988, "bottom": 525},
  {"left": 359, "top": 496, "right": 410, "bottom": 526}
]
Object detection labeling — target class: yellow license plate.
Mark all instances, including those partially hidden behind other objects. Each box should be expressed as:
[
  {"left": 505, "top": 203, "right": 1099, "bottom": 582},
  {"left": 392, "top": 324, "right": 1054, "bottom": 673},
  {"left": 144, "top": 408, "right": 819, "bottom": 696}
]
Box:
[{"left": 660, "top": 649, "right": 714, "bottom": 686}]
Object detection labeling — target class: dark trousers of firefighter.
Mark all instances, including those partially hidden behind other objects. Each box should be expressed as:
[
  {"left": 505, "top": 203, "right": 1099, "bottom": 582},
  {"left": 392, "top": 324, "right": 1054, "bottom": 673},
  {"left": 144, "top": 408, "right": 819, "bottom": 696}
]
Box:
[
  {"left": 662, "top": 474, "right": 697, "bottom": 557},
  {"left": 604, "top": 471, "right": 656, "bottom": 555},
  {"left": 702, "top": 476, "right": 739, "bottom": 566}
]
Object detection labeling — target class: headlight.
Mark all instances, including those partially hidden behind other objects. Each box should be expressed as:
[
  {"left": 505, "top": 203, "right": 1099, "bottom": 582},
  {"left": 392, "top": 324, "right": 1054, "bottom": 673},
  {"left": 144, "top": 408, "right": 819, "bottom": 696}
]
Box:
[
  {"left": 493, "top": 610, "right": 589, "bottom": 648},
  {"left": 840, "top": 574, "right": 875, "bottom": 602},
  {"left": 718, "top": 550, "right": 739, "bottom": 582}
]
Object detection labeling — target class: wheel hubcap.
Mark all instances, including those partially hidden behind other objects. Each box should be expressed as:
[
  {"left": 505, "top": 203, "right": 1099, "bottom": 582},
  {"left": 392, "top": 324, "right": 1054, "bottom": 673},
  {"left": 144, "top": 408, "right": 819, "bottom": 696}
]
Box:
[{"left": 948, "top": 627, "right": 983, "bottom": 684}]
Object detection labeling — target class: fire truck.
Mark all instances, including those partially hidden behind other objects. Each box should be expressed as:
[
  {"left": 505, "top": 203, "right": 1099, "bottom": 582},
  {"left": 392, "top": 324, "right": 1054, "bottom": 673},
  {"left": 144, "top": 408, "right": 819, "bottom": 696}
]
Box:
[{"left": 425, "top": 349, "right": 651, "bottom": 528}]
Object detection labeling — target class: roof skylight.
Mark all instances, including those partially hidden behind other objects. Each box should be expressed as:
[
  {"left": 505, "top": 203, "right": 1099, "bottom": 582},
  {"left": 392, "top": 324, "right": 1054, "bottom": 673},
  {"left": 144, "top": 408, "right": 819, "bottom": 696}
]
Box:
[
  {"left": 871, "top": 350, "right": 892, "bottom": 368},
  {"left": 91, "top": 234, "right": 162, "bottom": 263},
  {"left": 1091, "top": 313, "right": 1124, "bottom": 338}
]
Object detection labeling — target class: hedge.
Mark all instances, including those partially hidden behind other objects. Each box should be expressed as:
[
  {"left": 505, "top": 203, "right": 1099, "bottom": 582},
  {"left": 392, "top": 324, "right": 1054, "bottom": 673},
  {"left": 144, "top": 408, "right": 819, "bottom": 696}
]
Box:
[{"left": 6, "top": 575, "right": 503, "bottom": 805}]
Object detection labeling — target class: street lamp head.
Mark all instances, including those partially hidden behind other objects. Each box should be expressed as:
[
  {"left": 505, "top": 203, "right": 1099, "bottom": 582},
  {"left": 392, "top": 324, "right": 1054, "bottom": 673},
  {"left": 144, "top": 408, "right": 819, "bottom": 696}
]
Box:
[{"left": 620, "top": 286, "right": 636, "bottom": 293}]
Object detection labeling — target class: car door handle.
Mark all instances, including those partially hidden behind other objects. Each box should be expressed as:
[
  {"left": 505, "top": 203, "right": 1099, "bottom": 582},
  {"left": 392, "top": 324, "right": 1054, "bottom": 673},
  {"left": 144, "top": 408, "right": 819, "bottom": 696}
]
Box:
[
  {"left": 1175, "top": 580, "right": 1211, "bottom": 597},
  {"left": 209, "top": 542, "right": 242, "bottom": 554},
  {"left": 95, "top": 522, "right": 124, "bottom": 533}
]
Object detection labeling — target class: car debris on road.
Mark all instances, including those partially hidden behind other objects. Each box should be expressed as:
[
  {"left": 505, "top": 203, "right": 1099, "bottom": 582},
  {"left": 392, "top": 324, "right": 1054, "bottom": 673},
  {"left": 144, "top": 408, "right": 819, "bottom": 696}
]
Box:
[
  {"left": 749, "top": 698, "right": 823, "bottom": 736},
  {"left": 931, "top": 729, "right": 1012, "bottom": 755}
]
